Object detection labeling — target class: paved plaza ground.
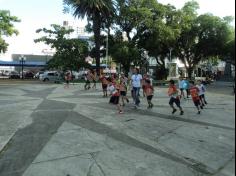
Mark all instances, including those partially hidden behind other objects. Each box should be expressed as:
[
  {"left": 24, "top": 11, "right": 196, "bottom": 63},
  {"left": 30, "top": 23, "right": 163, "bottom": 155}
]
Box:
[{"left": 0, "top": 81, "right": 235, "bottom": 176}]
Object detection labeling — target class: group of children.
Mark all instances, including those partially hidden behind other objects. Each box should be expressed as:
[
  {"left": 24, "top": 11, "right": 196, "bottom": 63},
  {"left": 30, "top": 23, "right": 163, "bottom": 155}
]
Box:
[
  {"left": 82, "top": 70, "right": 208, "bottom": 115},
  {"left": 168, "top": 78, "right": 207, "bottom": 115},
  {"left": 99, "top": 72, "right": 154, "bottom": 114}
]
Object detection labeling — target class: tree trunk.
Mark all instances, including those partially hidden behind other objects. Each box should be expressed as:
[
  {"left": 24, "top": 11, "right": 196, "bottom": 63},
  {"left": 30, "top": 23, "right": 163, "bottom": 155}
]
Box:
[
  {"left": 93, "top": 14, "right": 101, "bottom": 75},
  {"left": 187, "top": 67, "right": 194, "bottom": 79},
  {"left": 123, "top": 63, "right": 130, "bottom": 75}
]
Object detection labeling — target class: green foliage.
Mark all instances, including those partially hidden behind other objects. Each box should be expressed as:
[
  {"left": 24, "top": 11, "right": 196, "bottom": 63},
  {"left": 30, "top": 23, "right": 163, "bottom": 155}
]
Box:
[
  {"left": 62, "top": 0, "right": 235, "bottom": 78},
  {"left": 224, "top": 38, "right": 235, "bottom": 65},
  {"left": 0, "top": 10, "right": 20, "bottom": 53},
  {"left": 110, "top": 40, "right": 140, "bottom": 74},
  {"left": 175, "top": 1, "right": 234, "bottom": 78},
  {"left": 35, "top": 24, "right": 89, "bottom": 71},
  {"left": 63, "top": 0, "right": 116, "bottom": 74}
]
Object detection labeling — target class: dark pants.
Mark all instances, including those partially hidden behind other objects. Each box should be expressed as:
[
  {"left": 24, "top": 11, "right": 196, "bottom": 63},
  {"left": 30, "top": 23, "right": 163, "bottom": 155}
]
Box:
[{"left": 169, "top": 97, "right": 181, "bottom": 108}]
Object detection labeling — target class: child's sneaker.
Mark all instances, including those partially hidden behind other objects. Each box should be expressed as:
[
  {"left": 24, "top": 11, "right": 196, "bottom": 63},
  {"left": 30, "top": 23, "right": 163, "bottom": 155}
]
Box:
[
  {"left": 180, "top": 111, "right": 184, "bottom": 115},
  {"left": 119, "top": 111, "right": 124, "bottom": 114},
  {"left": 172, "top": 109, "right": 177, "bottom": 114},
  {"left": 198, "top": 111, "right": 201, "bottom": 114}
]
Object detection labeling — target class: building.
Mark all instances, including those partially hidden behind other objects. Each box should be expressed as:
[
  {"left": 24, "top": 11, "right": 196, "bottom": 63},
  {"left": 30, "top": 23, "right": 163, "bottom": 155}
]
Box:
[{"left": 12, "top": 54, "right": 52, "bottom": 73}]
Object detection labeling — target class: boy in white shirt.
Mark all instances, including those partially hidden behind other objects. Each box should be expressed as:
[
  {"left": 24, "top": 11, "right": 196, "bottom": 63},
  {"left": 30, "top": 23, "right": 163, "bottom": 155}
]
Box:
[{"left": 196, "top": 80, "right": 208, "bottom": 106}]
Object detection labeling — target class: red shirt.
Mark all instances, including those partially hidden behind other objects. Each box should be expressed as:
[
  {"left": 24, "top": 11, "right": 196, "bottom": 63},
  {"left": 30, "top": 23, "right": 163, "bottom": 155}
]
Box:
[
  {"left": 145, "top": 85, "right": 154, "bottom": 96},
  {"left": 100, "top": 76, "right": 108, "bottom": 85},
  {"left": 168, "top": 85, "right": 179, "bottom": 98},
  {"left": 190, "top": 86, "right": 200, "bottom": 101}
]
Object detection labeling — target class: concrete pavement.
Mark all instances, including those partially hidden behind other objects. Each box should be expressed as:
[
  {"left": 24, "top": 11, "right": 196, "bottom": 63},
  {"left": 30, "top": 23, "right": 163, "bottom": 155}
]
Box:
[{"left": 0, "top": 83, "right": 235, "bottom": 176}]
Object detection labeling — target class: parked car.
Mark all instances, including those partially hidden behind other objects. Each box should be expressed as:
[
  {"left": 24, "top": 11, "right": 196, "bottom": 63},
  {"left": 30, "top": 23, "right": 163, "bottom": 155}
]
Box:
[
  {"left": 34, "top": 71, "right": 44, "bottom": 79},
  {"left": 24, "top": 71, "right": 34, "bottom": 79},
  {"left": 39, "top": 71, "right": 60, "bottom": 82},
  {"left": 9, "top": 71, "right": 20, "bottom": 79},
  {"left": 77, "top": 70, "right": 88, "bottom": 80}
]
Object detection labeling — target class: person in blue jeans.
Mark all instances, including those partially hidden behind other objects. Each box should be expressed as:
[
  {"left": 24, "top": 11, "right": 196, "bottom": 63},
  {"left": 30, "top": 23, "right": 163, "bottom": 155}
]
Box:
[{"left": 131, "top": 68, "right": 142, "bottom": 108}]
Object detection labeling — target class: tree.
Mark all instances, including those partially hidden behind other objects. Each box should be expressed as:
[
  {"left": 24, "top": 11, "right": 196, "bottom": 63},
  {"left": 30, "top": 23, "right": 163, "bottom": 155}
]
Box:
[
  {"left": 35, "top": 24, "right": 89, "bottom": 71},
  {"left": 109, "top": 32, "right": 140, "bottom": 74},
  {"left": 63, "top": 0, "right": 115, "bottom": 74},
  {"left": 175, "top": 1, "right": 234, "bottom": 78},
  {"left": 0, "top": 10, "right": 20, "bottom": 53},
  {"left": 225, "top": 38, "right": 235, "bottom": 65},
  {"left": 136, "top": 2, "right": 181, "bottom": 79}
]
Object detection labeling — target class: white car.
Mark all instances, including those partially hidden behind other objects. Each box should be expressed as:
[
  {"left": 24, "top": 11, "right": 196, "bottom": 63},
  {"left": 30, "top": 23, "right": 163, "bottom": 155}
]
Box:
[
  {"left": 34, "top": 71, "right": 44, "bottom": 79},
  {"left": 39, "top": 71, "right": 60, "bottom": 82}
]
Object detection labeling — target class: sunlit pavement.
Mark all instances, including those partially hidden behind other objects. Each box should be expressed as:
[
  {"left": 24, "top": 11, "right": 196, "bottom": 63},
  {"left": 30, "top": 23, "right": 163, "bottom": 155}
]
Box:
[{"left": 0, "top": 82, "right": 234, "bottom": 176}]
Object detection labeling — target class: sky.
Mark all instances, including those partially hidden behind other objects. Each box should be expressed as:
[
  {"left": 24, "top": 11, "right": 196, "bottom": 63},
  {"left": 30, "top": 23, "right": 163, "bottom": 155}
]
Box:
[{"left": 0, "top": 0, "right": 235, "bottom": 61}]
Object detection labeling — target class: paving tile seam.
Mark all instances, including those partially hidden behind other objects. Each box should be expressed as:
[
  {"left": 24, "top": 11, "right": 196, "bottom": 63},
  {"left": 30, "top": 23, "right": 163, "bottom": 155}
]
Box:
[
  {"left": 210, "top": 156, "right": 235, "bottom": 176},
  {"left": 32, "top": 152, "right": 96, "bottom": 165},
  {"left": 0, "top": 112, "right": 69, "bottom": 176},
  {"left": 131, "top": 109, "right": 235, "bottom": 131},
  {"left": 84, "top": 102, "right": 235, "bottom": 131},
  {"left": 91, "top": 152, "right": 106, "bottom": 176},
  {"left": 34, "top": 109, "right": 73, "bottom": 112},
  {"left": 0, "top": 169, "right": 25, "bottom": 176},
  {"left": 0, "top": 87, "right": 73, "bottom": 176},
  {"left": 68, "top": 112, "right": 214, "bottom": 175}
]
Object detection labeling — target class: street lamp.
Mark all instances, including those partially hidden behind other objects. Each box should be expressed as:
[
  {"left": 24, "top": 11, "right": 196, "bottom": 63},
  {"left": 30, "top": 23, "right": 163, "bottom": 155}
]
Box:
[{"left": 19, "top": 55, "right": 26, "bottom": 79}]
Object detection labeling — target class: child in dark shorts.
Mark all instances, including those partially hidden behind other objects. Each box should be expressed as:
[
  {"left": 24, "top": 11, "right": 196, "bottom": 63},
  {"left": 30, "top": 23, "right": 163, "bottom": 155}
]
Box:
[
  {"left": 111, "top": 84, "right": 123, "bottom": 114},
  {"left": 189, "top": 81, "right": 203, "bottom": 114},
  {"left": 100, "top": 74, "right": 108, "bottom": 97},
  {"left": 168, "top": 80, "right": 184, "bottom": 115}
]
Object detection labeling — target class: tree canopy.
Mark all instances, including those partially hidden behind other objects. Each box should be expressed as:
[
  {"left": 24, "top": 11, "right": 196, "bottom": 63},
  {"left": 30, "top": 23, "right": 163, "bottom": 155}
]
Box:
[
  {"left": 63, "top": 0, "right": 115, "bottom": 74},
  {"left": 0, "top": 10, "right": 20, "bottom": 53},
  {"left": 35, "top": 24, "right": 89, "bottom": 71}
]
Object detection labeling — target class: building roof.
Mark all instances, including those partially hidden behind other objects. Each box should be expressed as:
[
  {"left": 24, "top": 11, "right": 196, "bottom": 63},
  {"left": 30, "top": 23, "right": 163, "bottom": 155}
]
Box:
[{"left": 0, "top": 60, "right": 46, "bottom": 67}]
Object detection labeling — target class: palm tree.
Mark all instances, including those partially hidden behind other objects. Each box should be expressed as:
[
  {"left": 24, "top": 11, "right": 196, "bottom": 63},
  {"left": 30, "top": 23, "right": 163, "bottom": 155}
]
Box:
[{"left": 63, "top": 0, "right": 115, "bottom": 74}]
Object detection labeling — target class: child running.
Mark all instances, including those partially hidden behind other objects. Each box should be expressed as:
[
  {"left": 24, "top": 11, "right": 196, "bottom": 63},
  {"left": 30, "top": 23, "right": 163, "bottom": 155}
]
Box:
[
  {"left": 100, "top": 74, "right": 108, "bottom": 97},
  {"left": 84, "top": 70, "right": 92, "bottom": 90},
  {"left": 168, "top": 80, "right": 184, "bottom": 115},
  {"left": 120, "top": 73, "right": 129, "bottom": 106},
  {"left": 112, "top": 84, "right": 124, "bottom": 114},
  {"left": 196, "top": 80, "right": 208, "bottom": 106},
  {"left": 189, "top": 81, "right": 203, "bottom": 114},
  {"left": 145, "top": 79, "right": 154, "bottom": 109},
  {"left": 142, "top": 74, "right": 147, "bottom": 97}
]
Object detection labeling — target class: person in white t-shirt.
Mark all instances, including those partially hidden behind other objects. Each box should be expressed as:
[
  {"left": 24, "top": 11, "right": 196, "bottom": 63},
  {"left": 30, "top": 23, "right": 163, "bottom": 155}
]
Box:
[
  {"left": 196, "top": 80, "right": 208, "bottom": 106},
  {"left": 131, "top": 68, "right": 142, "bottom": 107}
]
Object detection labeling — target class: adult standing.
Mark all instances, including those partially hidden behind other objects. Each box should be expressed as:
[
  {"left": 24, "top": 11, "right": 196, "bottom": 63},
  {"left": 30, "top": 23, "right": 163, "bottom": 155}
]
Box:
[
  {"left": 178, "top": 77, "right": 185, "bottom": 99},
  {"left": 131, "top": 68, "right": 142, "bottom": 108},
  {"left": 183, "top": 78, "right": 190, "bottom": 98}
]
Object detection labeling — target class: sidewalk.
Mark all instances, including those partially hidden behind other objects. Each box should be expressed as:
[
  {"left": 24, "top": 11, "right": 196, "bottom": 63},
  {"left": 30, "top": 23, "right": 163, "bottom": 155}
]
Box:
[{"left": 0, "top": 83, "right": 235, "bottom": 176}]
